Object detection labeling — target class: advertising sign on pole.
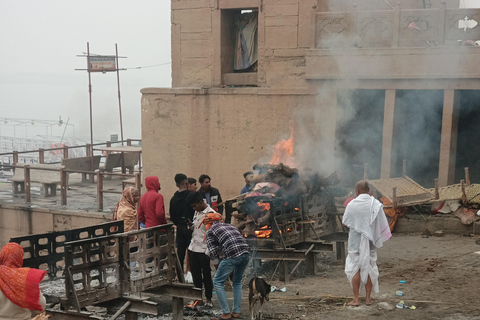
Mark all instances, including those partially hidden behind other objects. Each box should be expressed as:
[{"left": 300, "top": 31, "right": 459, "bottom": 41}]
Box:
[{"left": 88, "top": 56, "right": 116, "bottom": 72}]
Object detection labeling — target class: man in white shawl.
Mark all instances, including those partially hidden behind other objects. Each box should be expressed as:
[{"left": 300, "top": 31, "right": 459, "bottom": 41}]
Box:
[{"left": 342, "top": 180, "right": 392, "bottom": 306}]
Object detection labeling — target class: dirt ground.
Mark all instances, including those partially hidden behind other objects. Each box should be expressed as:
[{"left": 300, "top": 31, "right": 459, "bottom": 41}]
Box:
[{"left": 147, "top": 233, "right": 480, "bottom": 320}]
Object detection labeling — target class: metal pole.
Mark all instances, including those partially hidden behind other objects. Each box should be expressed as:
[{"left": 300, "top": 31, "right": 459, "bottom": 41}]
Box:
[
  {"left": 87, "top": 42, "right": 94, "bottom": 147},
  {"left": 116, "top": 43, "right": 124, "bottom": 146},
  {"left": 97, "top": 171, "right": 103, "bottom": 211},
  {"left": 24, "top": 166, "right": 31, "bottom": 203}
]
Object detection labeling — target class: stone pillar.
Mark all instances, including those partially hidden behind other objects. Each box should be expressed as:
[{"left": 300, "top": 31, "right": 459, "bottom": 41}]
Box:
[
  {"left": 380, "top": 90, "right": 396, "bottom": 179},
  {"left": 317, "top": 86, "right": 337, "bottom": 174},
  {"left": 438, "top": 89, "right": 459, "bottom": 186}
]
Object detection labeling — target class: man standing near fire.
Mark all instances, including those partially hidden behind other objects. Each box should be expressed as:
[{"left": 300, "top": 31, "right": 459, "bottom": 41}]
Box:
[
  {"left": 205, "top": 214, "right": 250, "bottom": 320},
  {"left": 198, "top": 174, "right": 224, "bottom": 215},
  {"left": 342, "top": 180, "right": 391, "bottom": 306},
  {"left": 170, "top": 174, "right": 195, "bottom": 275},
  {"left": 138, "top": 176, "right": 167, "bottom": 228},
  {"left": 185, "top": 191, "right": 215, "bottom": 309}
]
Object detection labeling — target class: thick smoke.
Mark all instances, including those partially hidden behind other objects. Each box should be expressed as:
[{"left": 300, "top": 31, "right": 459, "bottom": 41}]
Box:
[{"left": 264, "top": 0, "right": 480, "bottom": 188}]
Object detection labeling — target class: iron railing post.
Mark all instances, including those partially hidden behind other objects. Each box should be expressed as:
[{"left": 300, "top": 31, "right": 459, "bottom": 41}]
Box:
[
  {"left": 61, "top": 169, "right": 67, "bottom": 206},
  {"left": 24, "top": 165, "right": 31, "bottom": 203},
  {"left": 97, "top": 171, "right": 103, "bottom": 211},
  {"left": 39, "top": 148, "right": 44, "bottom": 164}
]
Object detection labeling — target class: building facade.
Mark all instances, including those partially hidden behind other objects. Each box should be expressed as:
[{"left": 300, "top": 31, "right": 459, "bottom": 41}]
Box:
[{"left": 141, "top": 0, "right": 480, "bottom": 201}]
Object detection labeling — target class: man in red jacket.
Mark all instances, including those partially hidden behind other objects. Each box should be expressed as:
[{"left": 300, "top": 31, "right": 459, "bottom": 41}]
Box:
[{"left": 138, "top": 176, "right": 167, "bottom": 227}]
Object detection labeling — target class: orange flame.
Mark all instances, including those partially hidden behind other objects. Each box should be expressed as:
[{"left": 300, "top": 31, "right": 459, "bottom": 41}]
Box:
[
  {"left": 270, "top": 128, "right": 295, "bottom": 167},
  {"left": 257, "top": 202, "right": 271, "bottom": 211},
  {"left": 254, "top": 225, "right": 273, "bottom": 238}
]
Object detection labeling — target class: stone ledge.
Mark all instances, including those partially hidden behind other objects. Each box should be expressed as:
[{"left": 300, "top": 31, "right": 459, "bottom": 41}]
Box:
[
  {"left": 141, "top": 87, "right": 316, "bottom": 95},
  {"left": 395, "top": 214, "right": 479, "bottom": 235}
]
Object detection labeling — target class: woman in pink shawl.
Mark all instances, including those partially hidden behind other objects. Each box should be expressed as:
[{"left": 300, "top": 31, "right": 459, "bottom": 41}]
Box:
[{"left": 113, "top": 187, "right": 140, "bottom": 233}]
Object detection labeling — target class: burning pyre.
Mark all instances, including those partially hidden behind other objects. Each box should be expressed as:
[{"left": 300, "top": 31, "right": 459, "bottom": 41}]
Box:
[{"left": 231, "top": 163, "right": 339, "bottom": 238}]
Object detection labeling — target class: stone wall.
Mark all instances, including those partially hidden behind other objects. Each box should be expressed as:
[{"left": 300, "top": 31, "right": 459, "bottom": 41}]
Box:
[
  {"left": 0, "top": 204, "right": 109, "bottom": 247},
  {"left": 171, "top": 0, "right": 461, "bottom": 89},
  {"left": 141, "top": 87, "right": 338, "bottom": 208}
]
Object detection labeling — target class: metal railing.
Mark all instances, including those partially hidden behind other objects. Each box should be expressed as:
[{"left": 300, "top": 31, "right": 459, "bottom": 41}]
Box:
[
  {"left": 2, "top": 164, "right": 141, "bottom": 211},
  {"left": 0, "top": 138, "right": 140, "bottom": 165}
]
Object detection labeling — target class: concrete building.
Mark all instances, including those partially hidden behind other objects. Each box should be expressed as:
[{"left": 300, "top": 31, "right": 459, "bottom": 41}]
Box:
[{"left": 141, "top": 0, "right": 480, "bottom": 202}]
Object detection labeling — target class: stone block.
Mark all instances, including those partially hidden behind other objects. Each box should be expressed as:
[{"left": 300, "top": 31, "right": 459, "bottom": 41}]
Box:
[
  {"left": 298, "top": 0, "right": 317, "bottom": 48},
  {"left": 171, "top": 0, "right": 211, "bottom": 10},
  {"left": 266, "top": 26, "right": 298, "bottom": 49},
  {"left": 173, "top": 8, "right": 212, "bottom": 33},
  {"left": 265, "top": 16, "right": 298, "bottom": 27},
  {"left": 181, "top": 32, "right": 211, "bottom": 40},
  {"left": 219, "top": 0, "right": 259, "bottom": 9},
  {"left": 273, "top": 48, "right": 306, "bottom": 57},
  {"left": 181, "top": 58, "right": 213, "bottom": 87},
  {"left": 181, "top": 39, "right": 213, "bottom": 58},
  {"left": 264, "top": 3, "right": 298, "bottom": 17}
]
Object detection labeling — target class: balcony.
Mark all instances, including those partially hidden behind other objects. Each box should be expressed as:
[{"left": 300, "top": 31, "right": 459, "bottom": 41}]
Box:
[{"left": 305, "top": 4, "right": 480, "bottom": 80}]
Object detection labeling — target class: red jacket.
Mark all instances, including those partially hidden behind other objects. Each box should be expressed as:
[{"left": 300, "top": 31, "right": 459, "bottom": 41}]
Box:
[{"left": 138, "top": 176, "right": 167, "bottom": 228}]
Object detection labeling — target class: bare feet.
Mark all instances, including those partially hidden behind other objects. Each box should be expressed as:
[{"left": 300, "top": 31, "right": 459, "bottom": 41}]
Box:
[
  {"left": 366, "top": 298, "right": 374, "bottom": 306},
  {"left": 347, "top": 300, "right": 360, "bottom": 306}
]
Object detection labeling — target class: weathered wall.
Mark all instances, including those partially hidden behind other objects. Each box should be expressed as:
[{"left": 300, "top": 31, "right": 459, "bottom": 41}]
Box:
[
  {"left": 171, "top": 0, "right": 461, "bottom": 88},
  {"left": 171, "top": 0, "right": 317, "bottom": 88},
  {"left": 318, "top": 0, "right": 460, "bottom": 11},
  {"left": 0, "top": 204, "right": 109, "bottom": 247},
  {"left": 141, "top": 87, "right": 338, "bottom": 207}
]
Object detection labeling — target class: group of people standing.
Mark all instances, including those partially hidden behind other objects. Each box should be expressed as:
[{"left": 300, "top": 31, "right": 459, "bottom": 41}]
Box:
[
  {"left": 113, "top": 173, "right": 248, "bottom": 320},
  {"left": 0, "top": 176, "right": 392, "bottom": 319}
]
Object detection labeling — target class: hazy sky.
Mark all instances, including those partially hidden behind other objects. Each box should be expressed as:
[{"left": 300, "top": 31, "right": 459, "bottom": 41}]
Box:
[
  {"left": 0, "top": 0, "right": 171, "bottom": 142},
  {"left": 1, "top": 1, "right": 479, "bottom": 143}
]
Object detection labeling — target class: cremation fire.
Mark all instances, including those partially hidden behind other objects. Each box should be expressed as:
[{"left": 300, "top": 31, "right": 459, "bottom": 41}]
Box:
[
  {"left": 270, "top": 128, "right": 295, "bottom": 168},
  {"left": 254, "top": 225, "right": 273, "bottom": 238}
]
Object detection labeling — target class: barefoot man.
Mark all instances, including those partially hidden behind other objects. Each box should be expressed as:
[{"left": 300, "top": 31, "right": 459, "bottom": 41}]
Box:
[{"left": 342, "top": 180, "right": 392, "bottom": 306}]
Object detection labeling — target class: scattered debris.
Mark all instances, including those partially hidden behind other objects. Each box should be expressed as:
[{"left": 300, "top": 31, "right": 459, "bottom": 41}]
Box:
[
  {"left": 434, "top": 230, "right": 444, "bottom": 237},
  {"left": 378, "top": 302, "right": 394, "bottom": 311},
  {"left": 396, "top": 300, "right": 416, "bottom": 310},
  {"left": 421, "top": 228, "right": 432, "bottom": 238}
]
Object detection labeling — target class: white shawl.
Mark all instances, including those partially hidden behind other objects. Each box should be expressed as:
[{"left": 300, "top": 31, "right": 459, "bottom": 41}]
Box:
[
  {"left": 342, "top": 194, "right": 392, "bottom": 294},
  {"left": 342, "top": 194, "right": 391, "bottom": 249}
]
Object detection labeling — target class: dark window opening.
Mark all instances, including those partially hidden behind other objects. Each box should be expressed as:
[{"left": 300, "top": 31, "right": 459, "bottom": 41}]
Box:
[
  {"left": 392, "top": 90, "right": 443, "bottom": 188},
  {"left": 455, "top": 90, "right": 480, "bottom": 183},
  {"left": 335, "top": 90, "right": 385, "bottom": 187},
  {"left": 221, "top": 8, "right": 258, "bottom": 86}
]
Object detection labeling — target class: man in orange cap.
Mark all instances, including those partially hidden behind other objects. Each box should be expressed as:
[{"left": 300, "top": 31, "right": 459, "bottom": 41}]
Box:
[{"left": 205, "top": 215, "right": 250, "bottom": 319}]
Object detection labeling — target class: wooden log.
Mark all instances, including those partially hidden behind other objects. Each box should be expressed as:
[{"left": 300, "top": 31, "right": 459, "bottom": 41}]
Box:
[
  {"left": 231, "top": 212, "right": 246, "bottom": 220},
  {"left": 257, "top": 210, "right": 272, "bottom": 227},
  {"left": 243, "top": 221, "right": 256, "bottom": 235}
]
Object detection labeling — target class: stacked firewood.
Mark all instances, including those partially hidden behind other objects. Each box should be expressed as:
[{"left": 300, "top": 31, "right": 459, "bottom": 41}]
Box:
[{"left": 232, "top": 163, "right": 341, "bottom": 237}]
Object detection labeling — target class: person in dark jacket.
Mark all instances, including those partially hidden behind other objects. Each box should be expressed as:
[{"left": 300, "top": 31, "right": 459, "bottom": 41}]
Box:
[
  {"left": 198, "top": 174, "right": 223, "bottom": 214},
  {"left": 169, "top": 173, "right": 195, "bottom": 273},
  {"left": 138, "top": 176, "right": 167, "bottom": 228},
  {"left": 187, "top": 177, "right": 197, "bottom": 192},
  {"left": 240, "top": 171, "right": 253, "bottom": 194}
]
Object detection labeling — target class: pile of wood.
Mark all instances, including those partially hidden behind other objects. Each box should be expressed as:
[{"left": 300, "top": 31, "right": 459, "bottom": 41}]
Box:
[
  {"left": 232, "top": 164, "right": 341, "bottom": 237},
  {"left": 232, "top": 163, "right": 303, "bottom": 236}
]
